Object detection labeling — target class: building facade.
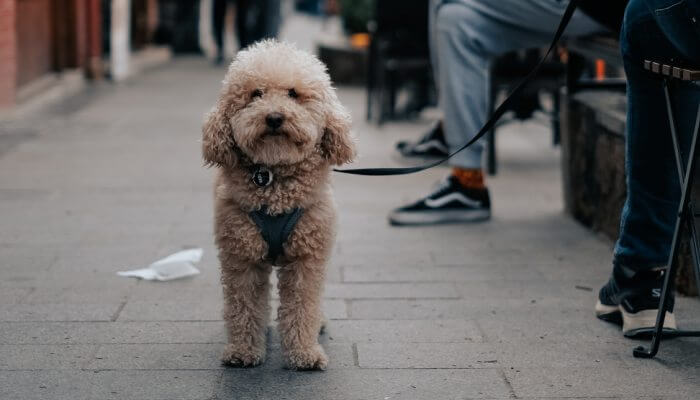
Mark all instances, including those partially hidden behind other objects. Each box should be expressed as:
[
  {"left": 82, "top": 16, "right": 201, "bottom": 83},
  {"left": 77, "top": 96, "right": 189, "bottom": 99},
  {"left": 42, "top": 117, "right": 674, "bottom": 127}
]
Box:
[
  {"left": 0, "top": 0, "right": 183, "bottom": 112},
  {"left": 0, "top": 0, "right": 102, "bottom": 108}
]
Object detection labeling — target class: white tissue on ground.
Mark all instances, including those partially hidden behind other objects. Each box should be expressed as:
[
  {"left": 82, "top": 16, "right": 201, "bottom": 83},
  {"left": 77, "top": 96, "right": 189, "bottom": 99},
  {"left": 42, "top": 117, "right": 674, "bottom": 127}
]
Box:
[{"left": 117, "top": 248, "right": 203, "bottom": 281}]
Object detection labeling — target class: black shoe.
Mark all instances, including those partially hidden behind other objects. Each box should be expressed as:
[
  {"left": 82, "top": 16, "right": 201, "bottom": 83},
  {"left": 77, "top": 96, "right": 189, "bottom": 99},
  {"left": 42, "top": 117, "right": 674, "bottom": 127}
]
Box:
[
  {"left": 388, "top": 176, "right": 491, "bottom": 226},
  {"left": 395, "top": 122, "right": 449, "bottom": 159},
  {"left": 595, "top": 264, "right": 677, "bottom": 338}
]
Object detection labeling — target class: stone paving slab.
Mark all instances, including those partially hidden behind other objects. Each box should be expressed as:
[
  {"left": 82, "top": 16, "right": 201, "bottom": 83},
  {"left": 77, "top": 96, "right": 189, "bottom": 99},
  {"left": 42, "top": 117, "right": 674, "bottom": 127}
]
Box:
[
  {"left": 349, "top": 299, "right": 485, "bottom": 320},
  {"left": 117, "top": 298, "right": 347, "bottom": 321},
  {"left": 356, "top": 341, "right": 632, "bottom": 370},
  {"left": 342, "top": 263, "right": 550, "bottom": 283},
  {"left": 0, "top": 344, "right": 96, "bottom": 370},
  {"left": 475, "top": 307, "right": 630, "bottom": 344},
  {"left": 271, "top": 299, "right": 349, "bottom": 320},
  {"left": 0, "top": 288, "right": 33, "bottom": 304},
  {"left": 0, "top": 244, "right": 60, "bottom": 276},
  {"left": 331, "top": 248, "right": 436, "bottom": 268},
  {"left": 0, "top": 322, "right": 227, "bottom": 345},
  {"left": 322, "top": 282, "right": 460, "bottom": 299},
  {"left": 357, "top": 343, "right": 499, "bottom": 369},
  {"left": 0, "top": 370, "right": 221, "bottom": 400},
  {"left": 309, "top": 319, "right": 484, "bottom": 343},
  {"left": 0, "top": 303, "right": 122, "bottom": 322},
  {"left": 22, "top": 285, "right": 131, "bottom": 304},
  {"left": 216, "top": 369, "right": 512, "bottom": 400},
  {"left": 86, "top": 343, "right": 235, "bottom": 370},
  {"left": 504, "top": 367, "right": 700, "bottom": 399},
  {"left": 117, "top": 300, "right": 222, "bottom": 322},
  {"left": 86, "top": 343, "right": 356, "bottom": 371},
  {"left": 348, "top": 296, "right": 597, "bottom": 321}
]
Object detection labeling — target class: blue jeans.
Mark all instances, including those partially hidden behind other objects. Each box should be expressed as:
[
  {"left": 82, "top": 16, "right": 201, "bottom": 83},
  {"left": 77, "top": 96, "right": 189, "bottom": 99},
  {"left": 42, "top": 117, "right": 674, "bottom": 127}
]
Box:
[{"left": 613, "top": 0, "right": 700, "bottom": 270}]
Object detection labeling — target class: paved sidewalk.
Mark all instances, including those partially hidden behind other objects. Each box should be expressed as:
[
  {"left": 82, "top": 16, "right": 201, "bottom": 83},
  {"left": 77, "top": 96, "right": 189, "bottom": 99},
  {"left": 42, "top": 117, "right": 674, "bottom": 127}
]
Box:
[{"left": 1, "top": 56, "right": 699, "bottom": 399}]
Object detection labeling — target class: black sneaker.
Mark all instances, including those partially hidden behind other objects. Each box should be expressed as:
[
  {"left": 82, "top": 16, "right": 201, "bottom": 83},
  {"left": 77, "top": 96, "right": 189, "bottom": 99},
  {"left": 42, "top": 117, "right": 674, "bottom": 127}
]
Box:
[
  {"left": 595, "top": 264, "right": 677, "bottom": 338},
  {"left": 395, "top": 122, "right": 449, "bottom": 159},
  {"left": 388, "top": 176, "right": 491, "bottom": 226}
]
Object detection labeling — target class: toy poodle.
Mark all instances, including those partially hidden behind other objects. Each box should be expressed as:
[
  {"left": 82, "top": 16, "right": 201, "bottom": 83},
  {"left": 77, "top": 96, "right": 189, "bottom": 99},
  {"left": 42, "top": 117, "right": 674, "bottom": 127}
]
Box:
[{"left": 201, "top": 40, "right": 356, "bottom": 370}]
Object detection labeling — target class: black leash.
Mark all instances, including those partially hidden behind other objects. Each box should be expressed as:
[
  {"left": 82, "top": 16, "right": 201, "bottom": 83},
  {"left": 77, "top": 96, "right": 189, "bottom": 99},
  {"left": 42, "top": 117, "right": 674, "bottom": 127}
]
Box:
[{"left": 334, "top": 0, "right": 581, "bottom": 176}]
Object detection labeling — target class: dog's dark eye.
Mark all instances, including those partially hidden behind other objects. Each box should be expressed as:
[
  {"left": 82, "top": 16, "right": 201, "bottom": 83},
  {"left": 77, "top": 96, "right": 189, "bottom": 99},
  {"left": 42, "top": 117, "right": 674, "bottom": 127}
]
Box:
[
  {"left": 251, "top": 89, "right": 263, "bottom": 98},
  {"left": 288, "top": 88, "right": 298, "bottom": 99}
]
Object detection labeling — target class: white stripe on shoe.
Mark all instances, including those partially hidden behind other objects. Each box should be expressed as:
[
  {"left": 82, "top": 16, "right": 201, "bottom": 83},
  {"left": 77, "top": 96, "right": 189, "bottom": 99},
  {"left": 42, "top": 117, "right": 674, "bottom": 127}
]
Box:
[
  {"left": 425, "top": 192, "right": 483, "bottom": 208},
  {"left": 389, "top": 209, "right": 491, "bottom": 226},
  {"left": 412, "top": 140, "right": 449, "bottom": 154},
  {"left": 621, "top": 307, "right": 677, "bottom": 337},
  {"left": 594, "top": 300, "right": 619, "bottom": 317}
]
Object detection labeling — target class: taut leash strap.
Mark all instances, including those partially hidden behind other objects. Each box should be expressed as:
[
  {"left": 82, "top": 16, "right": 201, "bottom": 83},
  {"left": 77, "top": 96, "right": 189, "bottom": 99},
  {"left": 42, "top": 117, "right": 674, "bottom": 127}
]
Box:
[{"left": 334, "top": 0, "right": 581, "bottom": 176}]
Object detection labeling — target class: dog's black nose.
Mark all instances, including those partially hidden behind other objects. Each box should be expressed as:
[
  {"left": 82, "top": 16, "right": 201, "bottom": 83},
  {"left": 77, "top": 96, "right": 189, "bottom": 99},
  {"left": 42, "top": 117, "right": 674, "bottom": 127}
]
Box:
[{"left": 265, "top": 113, "right": 284, "bottom": 129}]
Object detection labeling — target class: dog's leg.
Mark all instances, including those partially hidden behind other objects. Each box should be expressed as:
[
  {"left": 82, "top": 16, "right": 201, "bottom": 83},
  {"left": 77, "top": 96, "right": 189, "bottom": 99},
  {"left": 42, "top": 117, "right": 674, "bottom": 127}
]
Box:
[
  {"left": 276, "top": 260, "right": 328, "bottom": 370},
  {"left": 220, "top": 262, "right": 270, "bottom": 367}
]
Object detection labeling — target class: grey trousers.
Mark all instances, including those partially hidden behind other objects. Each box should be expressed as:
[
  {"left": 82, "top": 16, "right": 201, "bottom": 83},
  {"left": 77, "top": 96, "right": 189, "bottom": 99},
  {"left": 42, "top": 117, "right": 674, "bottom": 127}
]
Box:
[{"left": 429, "top": 0, "right": 604, "bottom": 168}]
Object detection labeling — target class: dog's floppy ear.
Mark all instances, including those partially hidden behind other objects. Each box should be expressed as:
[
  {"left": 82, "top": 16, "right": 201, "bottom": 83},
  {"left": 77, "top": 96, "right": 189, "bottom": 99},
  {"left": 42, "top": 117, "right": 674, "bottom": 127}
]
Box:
[
  {"left": 202, "top": 103, "right": 238, "bottom": 168},
  {"left": 321, "top": 99, "right": 356, "bottom": 166}
]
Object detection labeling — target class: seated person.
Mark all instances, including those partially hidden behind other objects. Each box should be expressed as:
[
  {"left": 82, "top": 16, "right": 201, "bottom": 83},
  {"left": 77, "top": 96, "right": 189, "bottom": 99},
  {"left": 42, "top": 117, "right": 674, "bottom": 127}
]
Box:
[
  {"left": 388, "top": 0, "right": 608, "bottom": 225},
  {"left": 395, "top": 0, "right": 700, "bottom": 337},
  {"left": 596, "top": 0, "right": 700, "bottom": 337}
]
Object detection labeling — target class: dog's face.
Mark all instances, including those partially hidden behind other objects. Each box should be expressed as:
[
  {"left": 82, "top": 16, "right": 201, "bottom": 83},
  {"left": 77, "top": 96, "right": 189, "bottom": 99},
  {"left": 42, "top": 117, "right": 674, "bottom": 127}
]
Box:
[{"left": 202, "top": 40, "right": 356, "bottom": 168}]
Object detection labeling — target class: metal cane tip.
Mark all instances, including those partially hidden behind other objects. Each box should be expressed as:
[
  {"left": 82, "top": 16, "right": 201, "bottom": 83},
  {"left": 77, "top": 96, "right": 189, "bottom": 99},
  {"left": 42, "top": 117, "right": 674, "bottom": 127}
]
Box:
[{"left": 633, "top": 346, "right": 652, "bottom": 358}]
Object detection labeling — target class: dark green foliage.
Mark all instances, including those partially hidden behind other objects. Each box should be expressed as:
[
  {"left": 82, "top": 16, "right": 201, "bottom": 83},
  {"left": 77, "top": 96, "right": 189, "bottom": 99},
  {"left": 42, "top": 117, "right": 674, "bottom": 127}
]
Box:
[{"left": 339, "top": 0, "right": 374, "bottom": 34}]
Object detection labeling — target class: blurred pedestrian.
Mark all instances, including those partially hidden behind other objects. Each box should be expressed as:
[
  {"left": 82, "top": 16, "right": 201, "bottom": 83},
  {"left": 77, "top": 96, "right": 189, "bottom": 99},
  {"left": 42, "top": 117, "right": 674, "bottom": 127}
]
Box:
[{"left": 212, "top": 0, "right": 282, "bottom": 64}]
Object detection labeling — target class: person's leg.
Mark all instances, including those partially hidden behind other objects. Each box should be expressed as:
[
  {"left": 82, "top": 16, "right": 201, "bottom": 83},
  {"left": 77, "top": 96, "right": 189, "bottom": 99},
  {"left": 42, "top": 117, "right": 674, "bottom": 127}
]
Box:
[
  {"left": 212, "top": 0, "right": 227, "bottom": 63},
  {"left": 614, "top": 0, "right": 700, "bottom": 270},
  {"left": 436, "top": 0, "right": 602, "bottom": 170},
  {"left": 389, "top": 0, "right": 603, "bottom": 225},
  {"left": 643, "top": 0, "right": 700, "bottom": 62},
  {"left": 393, "top": 0, "right": 468, "bottom": 162},
  {"left": 237, "top": 0, "right": 281, "bottom": 49},
  {"left": 598, "top": 0, "right": 700, "bottom": 336},
  {"left": 235, "top": 0, "right": 250, "bottom": 49},
  {"left": 390, "top": 0, "right": 450, "bottom": 160},
  {"left": 259, "top": 0, "right": 281, "bottom": 41}
]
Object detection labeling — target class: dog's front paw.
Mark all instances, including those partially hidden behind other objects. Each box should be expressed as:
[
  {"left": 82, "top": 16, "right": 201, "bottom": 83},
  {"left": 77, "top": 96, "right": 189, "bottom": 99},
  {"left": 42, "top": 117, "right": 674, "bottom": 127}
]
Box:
[
  {"left": 221, "top": 344, "right": 265, "bottom": 368},
  {"left": 284, "top": 345, "right": 328, "bottom": 371}
]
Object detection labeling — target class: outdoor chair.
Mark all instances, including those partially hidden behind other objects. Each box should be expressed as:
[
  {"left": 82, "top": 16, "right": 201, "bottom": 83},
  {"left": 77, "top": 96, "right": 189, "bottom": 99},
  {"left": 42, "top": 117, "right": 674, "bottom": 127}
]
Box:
[
  {"left": 633, "top": 60, "right": 700, "bottom": 359},
  {"left": 365, "top": 0, "right": 432, "bottom": 125},
  {"left": 487, "top": 49, "right": 566, "bottom": 175}
]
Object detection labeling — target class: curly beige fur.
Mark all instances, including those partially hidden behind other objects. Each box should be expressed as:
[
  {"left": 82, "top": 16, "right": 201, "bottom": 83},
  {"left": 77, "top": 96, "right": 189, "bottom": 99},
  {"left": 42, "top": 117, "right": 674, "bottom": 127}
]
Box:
[{"left": 202, "top": 40, "right": 356, "bottom": 370}]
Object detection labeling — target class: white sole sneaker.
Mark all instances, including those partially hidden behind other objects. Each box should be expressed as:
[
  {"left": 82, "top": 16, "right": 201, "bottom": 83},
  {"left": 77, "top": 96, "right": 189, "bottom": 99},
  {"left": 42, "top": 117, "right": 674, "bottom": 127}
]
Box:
[
  {"left": 388, "top": 209, "right": 491, "bottom": 226},
  {"left": 595, "top": 300, "right": 677, "bottom": 337},
  {"left": 595, "top": 300, "right": 620, "bottom": 319},
  {"left": 621, "top": 307, "right": 677, "bottom": 338}
]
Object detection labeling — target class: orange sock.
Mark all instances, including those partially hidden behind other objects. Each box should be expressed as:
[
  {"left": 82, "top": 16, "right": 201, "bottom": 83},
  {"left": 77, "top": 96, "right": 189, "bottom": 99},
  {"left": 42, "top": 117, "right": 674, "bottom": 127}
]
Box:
[{"left": 452, "top": 168, "right": 485, "bottom": 189}]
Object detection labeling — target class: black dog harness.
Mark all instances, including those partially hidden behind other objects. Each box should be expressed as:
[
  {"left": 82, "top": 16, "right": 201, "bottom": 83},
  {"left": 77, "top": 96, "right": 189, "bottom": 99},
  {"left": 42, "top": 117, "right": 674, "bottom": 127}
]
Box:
[
  {"left": 248, "top": 165, "right": 304, "bottom": 261},
  {"left": 249, "top": 206, "right": 304, "bottom": 261}
]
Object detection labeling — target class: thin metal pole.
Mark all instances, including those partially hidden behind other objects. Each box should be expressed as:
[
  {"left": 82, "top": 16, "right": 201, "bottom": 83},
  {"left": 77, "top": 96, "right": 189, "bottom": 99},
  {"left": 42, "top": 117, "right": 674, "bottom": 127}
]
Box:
[
  {"left": 634, "top": 95, "right": 700, "bottom": 358},
  {"left": 689, "top": 106, "right": 700, "bottom": 297},
  {"left": 665, "top": 81, "right": 685, "bottom": 180}
]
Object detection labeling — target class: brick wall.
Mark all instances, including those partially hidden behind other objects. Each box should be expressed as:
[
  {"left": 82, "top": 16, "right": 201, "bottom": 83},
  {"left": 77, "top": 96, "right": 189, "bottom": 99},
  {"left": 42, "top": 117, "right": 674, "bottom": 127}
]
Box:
[
  {"left": 86, "top": 0, "right": 103, "bottom": 78},
  {"left": 0, "top": 0, "right": 17, "bottom": 107}
]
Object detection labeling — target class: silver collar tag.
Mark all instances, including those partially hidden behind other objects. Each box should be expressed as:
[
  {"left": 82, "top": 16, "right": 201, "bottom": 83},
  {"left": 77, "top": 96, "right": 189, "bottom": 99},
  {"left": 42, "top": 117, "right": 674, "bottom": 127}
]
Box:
[{"left": 252, "top": 166, "right": 273, "bottom": 187}]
